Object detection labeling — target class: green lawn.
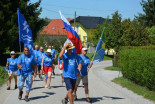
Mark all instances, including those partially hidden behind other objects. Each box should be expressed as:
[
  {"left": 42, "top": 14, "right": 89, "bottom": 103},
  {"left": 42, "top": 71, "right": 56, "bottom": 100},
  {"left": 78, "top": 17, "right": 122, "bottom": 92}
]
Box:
[
  {"left": 112, "top": 77, "right": 155, "bottom": 102},
  {"left": 0, "top": 66, "right": 8, "bottom": 86},
  {"left": 87, "top": 53, "right": 113, "bottom": 61},
  {"left": 104, "top": 66, "right": 121, "bottom": 71}
]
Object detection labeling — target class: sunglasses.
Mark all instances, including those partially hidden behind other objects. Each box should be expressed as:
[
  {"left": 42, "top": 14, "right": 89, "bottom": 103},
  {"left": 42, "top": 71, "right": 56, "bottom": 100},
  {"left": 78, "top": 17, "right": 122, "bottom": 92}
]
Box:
[{"left": 11, "top": 54, "right": 15, "bottom": 55}]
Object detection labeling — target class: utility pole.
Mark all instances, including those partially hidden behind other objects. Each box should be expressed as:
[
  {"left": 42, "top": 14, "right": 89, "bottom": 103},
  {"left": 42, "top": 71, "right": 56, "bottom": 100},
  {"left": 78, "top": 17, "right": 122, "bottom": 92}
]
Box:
[{"left": 74, "top": 11, "right": 76, "bottom": 30}]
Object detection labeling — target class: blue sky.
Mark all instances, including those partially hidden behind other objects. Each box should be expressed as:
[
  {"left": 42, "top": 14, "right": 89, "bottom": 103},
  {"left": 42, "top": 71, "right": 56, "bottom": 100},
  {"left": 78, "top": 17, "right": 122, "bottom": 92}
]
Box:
[{"left": 30, "top": 0, "right": 144, "bottom": 20}]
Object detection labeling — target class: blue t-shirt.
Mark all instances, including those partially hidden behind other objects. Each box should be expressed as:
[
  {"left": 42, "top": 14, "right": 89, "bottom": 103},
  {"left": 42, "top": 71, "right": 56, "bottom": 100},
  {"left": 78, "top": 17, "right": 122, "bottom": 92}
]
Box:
[
  {"left": 51, "top": 49, "right": 57, "bottom": 58},
  {"left": 33, "top": 50, "right": 39, "bottom": 65},
  {"left": 79, "top": 54, "right": 90, "bottom": 76},
  {"left": 43, "top": 53, "right": 53, "bottom": 67},
  {"left": 17, "top": 54, "right": 35, "bottom": 76},
  {"left": 58, "top": 57, "right": 63, "bottom": 65},
  {"left": 62, "top": 52, "right": 81, "bottom": 79},
  {"left": 37, "top": 51, "right": 44, "bottom": 65},
  {"left": 7, "top": 58, "right": 18, "bottom": 71}
]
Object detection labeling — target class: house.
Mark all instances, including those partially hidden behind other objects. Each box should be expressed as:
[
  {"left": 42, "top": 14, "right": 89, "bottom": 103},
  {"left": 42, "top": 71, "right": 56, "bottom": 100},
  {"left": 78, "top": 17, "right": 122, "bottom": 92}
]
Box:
[
  {"left": 70, "top": 16, "right": 107, "bottom": 46},
  {"left": 40, "top": 19, "right": 72, "bottom": 40}
]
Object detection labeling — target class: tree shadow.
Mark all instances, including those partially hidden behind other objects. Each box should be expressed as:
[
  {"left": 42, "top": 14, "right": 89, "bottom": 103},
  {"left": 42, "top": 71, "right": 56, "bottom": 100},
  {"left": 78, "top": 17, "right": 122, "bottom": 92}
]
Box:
[
  {"left": 31, "top": 86, "right": 44, "bottom": 90},
  {"left": 52, "top": 85, "right": 65, "bottom": 88},
  {"left": 76, "top": 97, "right": 103, "bottom": 103},
  {"left": 29, "top": 95, "right": 49, "bottom": 100},
  {"left": 42, "top": 92, "right": 55, "bottom": 96},
  {"left": 103, "top": 96, "right": 124, "bottom": 100}
]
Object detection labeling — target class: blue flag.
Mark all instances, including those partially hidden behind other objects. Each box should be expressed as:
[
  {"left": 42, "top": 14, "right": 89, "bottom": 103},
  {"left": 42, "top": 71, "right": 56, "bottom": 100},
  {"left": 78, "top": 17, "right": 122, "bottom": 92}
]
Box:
[
  {"left": 94, "top": 30, "right": 105, "bottom": 63},
  {"left": 17, "top": 9, "right": 33, "bottom": 55},
  {"left": 17, "top": 9, "right": 33, "bottom": 46}
]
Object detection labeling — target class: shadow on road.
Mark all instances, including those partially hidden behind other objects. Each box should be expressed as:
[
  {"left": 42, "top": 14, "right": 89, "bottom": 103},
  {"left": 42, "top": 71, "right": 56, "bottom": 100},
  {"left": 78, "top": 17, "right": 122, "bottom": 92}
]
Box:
[
  {"left": 75, "top": 97, "right": 103, "bottom": 103},
  {"left": 29, "top": 95, "right": 49, "bottom": 100},
  {"left": 103, "top": 96, "right": 125, "bottom": 100},
  {"left": 31, "top": 86, "right": 44, "bottom": 90},
  {"left": 42, "top": 92, "right": 55, "bottom": 96}
]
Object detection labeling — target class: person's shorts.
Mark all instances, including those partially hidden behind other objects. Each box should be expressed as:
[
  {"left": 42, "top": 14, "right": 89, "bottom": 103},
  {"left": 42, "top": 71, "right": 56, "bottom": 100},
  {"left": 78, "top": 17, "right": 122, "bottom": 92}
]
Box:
[
  {"left": 43, "top": 66, "right": 53, "bottom": 74},
  {"left": 59, "top": 70, "right": 63, "bottom": 74},
  {"left": 8, "top": 70, "right": 18, "bottom": 76},
  {"left": 38, "top": 65, "right": 41, "bottom": 71},
  {"left": 76, "top": 75, "right": 88, "bottom": 85},
  {"left": 64, "top": 78, "right": 76, "bottom": 91}
]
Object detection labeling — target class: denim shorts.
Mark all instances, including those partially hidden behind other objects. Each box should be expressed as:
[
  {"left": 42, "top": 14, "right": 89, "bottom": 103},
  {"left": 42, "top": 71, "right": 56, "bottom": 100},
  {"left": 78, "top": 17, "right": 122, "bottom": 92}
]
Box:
[
  {"left": 64, "top": 78, "right": 76, "bottom": 91},
  {"left": 18, "top": 74, "right": 32, "bottom": 92}
]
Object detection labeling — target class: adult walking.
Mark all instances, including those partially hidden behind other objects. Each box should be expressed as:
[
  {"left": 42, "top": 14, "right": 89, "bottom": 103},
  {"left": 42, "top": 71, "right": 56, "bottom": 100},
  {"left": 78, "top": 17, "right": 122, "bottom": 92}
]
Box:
[
  {"left": 6, "top": 51, "right": 18, "bottom": 90},
  {"left": 17, "top": 46, "right": 37, "bottom": 102},
  {"left": 59, "top": 43, "right": 82, "bottom": 104},
  {"left": 36, "top": 47, "right": 44, "bottom": 80},
  {"left": 41, "top": 49, "right": 53, "bottom": 89},
  {"left": 49, "top": 45, "right": 57, "bottom": 75},
  {"left": 73, "top": 47, "right": 93, "bottom": 103}
]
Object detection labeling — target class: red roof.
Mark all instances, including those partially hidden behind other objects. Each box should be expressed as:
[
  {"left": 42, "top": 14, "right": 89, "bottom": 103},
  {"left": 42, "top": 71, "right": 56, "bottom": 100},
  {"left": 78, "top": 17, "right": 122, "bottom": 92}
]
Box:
[{"left": 40, "top": 19, "right": 72, "bottom": 36}]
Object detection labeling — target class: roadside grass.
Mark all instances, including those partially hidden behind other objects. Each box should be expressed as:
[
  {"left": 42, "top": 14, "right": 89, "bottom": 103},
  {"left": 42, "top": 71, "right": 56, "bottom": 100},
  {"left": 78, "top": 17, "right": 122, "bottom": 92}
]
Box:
[
  {"left": 112, "top": 77, "right": 155, "bottom": 102},
  {"left": 0, "top": 66, "right": 8, "bottom": 86},
  {"left": 104, "top": 66, "right": 121, "bottom": 71},
  {"left": 87, "top": 53, "right": 113, "bottom": 61}
]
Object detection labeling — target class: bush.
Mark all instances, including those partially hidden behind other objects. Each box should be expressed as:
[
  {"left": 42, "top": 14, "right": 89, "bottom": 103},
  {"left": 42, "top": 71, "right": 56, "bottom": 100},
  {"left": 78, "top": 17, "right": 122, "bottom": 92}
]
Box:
[{"left": 120, "top": 47, "right": 155, "bottom": 91}]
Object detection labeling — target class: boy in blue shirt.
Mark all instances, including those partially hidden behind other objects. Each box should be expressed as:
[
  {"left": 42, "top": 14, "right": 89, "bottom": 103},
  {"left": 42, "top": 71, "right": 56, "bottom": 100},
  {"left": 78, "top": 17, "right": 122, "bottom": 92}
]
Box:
[
  {"left": 17, "top": 46, "right": 36, "bottom": 102},
  {"left": 59, "top": 43, "right": 82, "bottom": 104},
  {"left": 6, "top": 51, "right": 18, "bottom": 90},
  {"left": 73, "top": 47, "right": 93, "bottom": 103}
]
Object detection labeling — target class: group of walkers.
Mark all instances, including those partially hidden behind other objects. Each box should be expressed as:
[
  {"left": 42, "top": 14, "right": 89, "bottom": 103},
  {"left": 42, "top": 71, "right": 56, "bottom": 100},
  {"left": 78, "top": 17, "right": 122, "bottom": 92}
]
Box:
[{"left": 6, "top": 43, "right": 93, "bottom": 104}]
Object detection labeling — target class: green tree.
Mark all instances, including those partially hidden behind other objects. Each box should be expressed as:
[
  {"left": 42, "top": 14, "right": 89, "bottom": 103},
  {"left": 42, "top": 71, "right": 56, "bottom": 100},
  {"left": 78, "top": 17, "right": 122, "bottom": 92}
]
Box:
[
  {"left": 136, "top": 0, "right": 155, "bottom": 27},
  {"left": 0, "top": 0, "right": 45, "bottom": 54},
  {"left": 146, "top": 26, "right": 155, "bottom": 45}
]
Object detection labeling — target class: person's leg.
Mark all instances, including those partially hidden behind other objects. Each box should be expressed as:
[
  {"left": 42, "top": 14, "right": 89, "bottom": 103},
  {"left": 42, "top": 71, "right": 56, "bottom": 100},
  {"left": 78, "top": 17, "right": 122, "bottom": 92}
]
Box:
[
  {"left": 73, "top": 76, "right": 81, "bottom": 100},
  {"left": 52, "top": 64, "right": 55, "bottom": 75},
  {"left": 7, "top": 74, "right": 12, "bottom": 90},
  {"left": 47, "top": 66, "right": 52, "bottom": 88},
  {"left": 31, "top": 74, "right": 34, "bottom": 88},
  {"left": 25, "top": 74, "right": 32, "bottom": 102},
  {"left": 43, "top": 66, "right": 48, "bottom": 88},
  {"left": 14, "top": 75, "right": 17, "bottom": 89},
  {"left": 67, "top": 89, "right": 74, "bottom": 104},
  {"left": 18, "top": 75, "right": 25, "bottom": 100}
]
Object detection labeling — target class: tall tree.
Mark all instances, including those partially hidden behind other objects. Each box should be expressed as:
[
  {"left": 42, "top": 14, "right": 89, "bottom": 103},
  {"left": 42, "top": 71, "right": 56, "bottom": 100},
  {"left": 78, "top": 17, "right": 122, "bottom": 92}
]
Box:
[
  {"left": 0, "top": 0, "right": 45, "bottom": 54},
  {"left": 136, "top": 0, "right": 155, "bottom": 27}
]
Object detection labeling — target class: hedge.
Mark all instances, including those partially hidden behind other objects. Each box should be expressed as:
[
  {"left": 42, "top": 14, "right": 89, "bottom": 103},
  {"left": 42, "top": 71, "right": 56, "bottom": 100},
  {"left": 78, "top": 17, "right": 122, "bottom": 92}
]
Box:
[{"left": 120, "top": 47, "right": 155, "bottom": 91}]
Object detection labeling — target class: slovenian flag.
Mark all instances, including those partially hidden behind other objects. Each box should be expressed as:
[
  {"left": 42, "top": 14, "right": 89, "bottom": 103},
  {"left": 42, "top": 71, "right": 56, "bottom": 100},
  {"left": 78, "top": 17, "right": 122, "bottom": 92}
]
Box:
[{"left": 59, "top": 11, "right": 82, "bottom": 54}]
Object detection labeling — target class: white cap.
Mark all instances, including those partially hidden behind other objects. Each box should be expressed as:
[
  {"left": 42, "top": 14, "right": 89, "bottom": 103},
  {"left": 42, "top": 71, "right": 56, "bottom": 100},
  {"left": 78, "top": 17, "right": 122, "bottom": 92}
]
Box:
[
  {"left": 10, "top": 51, "right": 15, "bottom": 54},
  {"left": 46, "top": 49, "right": 51, "bottom": 53},
  {"left": 82, "top": 47, "right": 88, "bottom": 51}
]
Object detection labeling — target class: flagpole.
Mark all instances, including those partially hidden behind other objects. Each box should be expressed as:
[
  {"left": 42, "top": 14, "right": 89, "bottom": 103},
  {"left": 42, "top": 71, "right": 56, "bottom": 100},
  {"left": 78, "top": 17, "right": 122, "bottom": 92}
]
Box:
[{"left": 88, "top": 50, "right": 97, "bottom": 72}]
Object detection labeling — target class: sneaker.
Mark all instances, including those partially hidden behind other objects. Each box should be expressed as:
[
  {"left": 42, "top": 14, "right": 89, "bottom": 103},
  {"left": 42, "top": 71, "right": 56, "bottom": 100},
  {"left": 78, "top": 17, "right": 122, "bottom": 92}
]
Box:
[
  {"left": 24, "top": 96, "right": 29, "bottom": 102},
  {"left": 39, "top": 74, "right": 41, "bottom": 78},
  {"left": 86, "top": 97, "right": 92, "bottom": 103},
  {"left": 7, "top": 86, "right": 10, "bottom": 90},
  {"left": 18, "top": 91, "right": 23, "bottom": 100},
  {"left": 40, "top": 76, "right": 43, "bottom": 80},
  {"left": 15, "top": 85, "right": 17, "bottom": 89},
  {"left": 61, "top": 98, "right": 68, "bottom": 104}
]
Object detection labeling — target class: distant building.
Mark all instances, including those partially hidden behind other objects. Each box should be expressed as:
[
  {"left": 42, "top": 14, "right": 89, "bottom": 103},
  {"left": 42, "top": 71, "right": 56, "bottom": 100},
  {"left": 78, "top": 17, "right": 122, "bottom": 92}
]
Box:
[{"left": 70, "top": 16, "right": 108, "bottom": 46}]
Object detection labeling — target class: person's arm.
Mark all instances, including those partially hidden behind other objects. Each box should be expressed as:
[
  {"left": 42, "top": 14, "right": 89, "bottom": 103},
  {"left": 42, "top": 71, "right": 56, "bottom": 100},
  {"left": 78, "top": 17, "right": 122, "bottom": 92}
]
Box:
[
  {"left": 6, "top": 61, "right": 9, "bottom": 69},
  {"left": 41, "top": 56, "right": 44, "bottom": 70},
  {"left": 59, "top": 43, "right": 71, "bottom": 59},
  {"left": 58, "top": 61, "right": 60, "bottom": 69},
  {"left": 88, "top": 61, "right": 93, "bottom": 68},
  {"left": 17, "top": 56, "right": 22, "bottom": 69},
  {"left": 77, "top": 63, "right": 82, "bottom": 71},
  {"left": 54, "top": 54, "right": 57, "bottom": 60}
]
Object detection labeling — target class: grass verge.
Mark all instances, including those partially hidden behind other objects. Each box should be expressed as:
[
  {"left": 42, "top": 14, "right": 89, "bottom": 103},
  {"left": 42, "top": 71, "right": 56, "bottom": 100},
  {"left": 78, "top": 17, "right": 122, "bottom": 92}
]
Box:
[
  {"left": 0, "top": 66, "right": 8, "bottom": 86},
  {"left": 104, "top": 66, "right": 121, "bottom": 71},
  {"left": 112, "top": 77, "right": 155, "bottom": 102},
  {"left": 87, "top": 53, "right": 113, "bottom": 61}
]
